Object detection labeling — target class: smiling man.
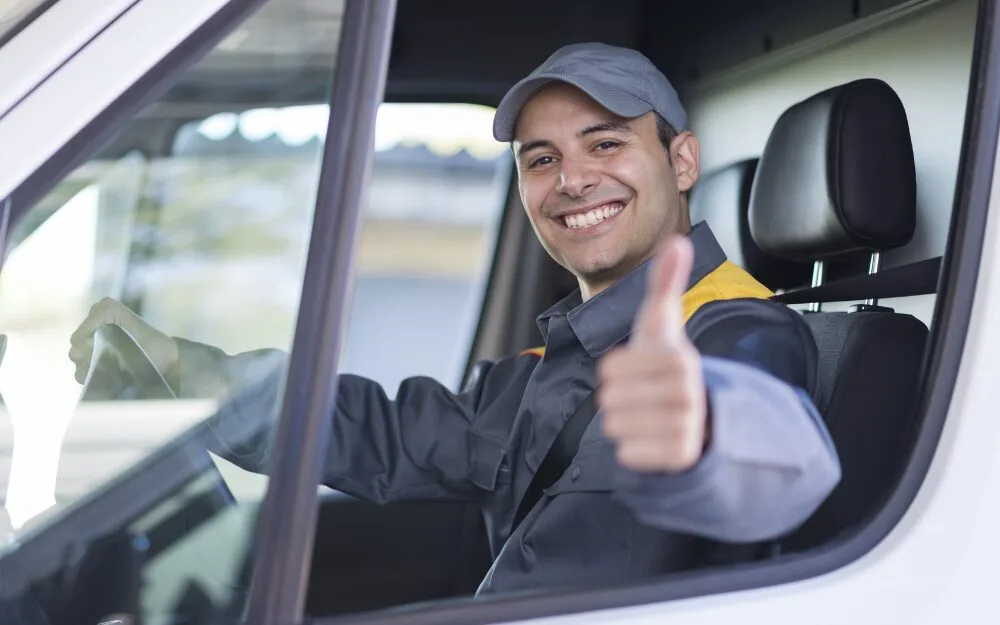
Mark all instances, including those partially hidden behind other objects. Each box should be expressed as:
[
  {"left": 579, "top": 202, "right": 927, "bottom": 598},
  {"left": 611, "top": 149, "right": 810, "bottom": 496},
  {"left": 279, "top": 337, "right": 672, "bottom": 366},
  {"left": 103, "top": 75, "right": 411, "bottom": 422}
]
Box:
[
  {"left": 69, "top": 43, "right": 840, "bottom": 596},
  {"left": 508, "top": 86, "right": 691, "bottom": 301}
]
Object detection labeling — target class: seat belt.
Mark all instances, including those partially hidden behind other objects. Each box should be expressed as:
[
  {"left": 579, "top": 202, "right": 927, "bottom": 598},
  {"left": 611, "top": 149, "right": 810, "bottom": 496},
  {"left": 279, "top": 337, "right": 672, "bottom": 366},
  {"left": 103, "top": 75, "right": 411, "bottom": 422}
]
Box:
[
  {"left": 771, "top": 256, "right": 941, "bottom": 305},
  {"left": 511, "top": 390, "right": 599, "bottom": 533},
  {"left": 507, "top": 256, "right": 941, "bottom": 534}
]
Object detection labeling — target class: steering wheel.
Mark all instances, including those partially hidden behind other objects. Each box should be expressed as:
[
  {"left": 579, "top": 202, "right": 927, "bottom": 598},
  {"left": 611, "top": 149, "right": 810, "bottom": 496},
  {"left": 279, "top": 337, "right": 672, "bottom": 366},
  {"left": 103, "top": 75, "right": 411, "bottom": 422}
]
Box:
[
  {"left": 79, "top": 323, "right": 238, "bottom": 504},
  {"left": 82, "top": 324, "right": 176, "bottom": 400}
]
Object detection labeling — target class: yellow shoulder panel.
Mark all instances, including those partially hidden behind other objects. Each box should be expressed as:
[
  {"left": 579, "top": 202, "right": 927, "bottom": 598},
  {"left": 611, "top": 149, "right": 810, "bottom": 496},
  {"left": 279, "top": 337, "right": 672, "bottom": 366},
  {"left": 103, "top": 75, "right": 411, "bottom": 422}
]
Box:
[
  {"left": 521, "top": 261, "right": 772, "bottom": 359},
  {"left": 681, "top": 260, "right": 773, "bottom": 323}
]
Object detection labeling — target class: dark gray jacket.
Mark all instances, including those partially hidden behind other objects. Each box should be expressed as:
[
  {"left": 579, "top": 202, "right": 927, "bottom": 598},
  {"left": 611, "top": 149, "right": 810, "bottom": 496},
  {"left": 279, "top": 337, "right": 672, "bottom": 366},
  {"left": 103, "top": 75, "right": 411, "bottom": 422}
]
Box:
[{"left": 189, "top": 223, "right": 840, "bottom": 596}]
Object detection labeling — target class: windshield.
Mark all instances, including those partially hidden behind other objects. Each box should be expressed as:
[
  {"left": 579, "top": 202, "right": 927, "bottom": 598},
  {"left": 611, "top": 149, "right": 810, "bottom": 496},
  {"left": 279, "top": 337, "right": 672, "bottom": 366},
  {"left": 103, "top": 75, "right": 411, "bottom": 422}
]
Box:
[{"left": 0, "top": 0, "right": 47, "bottom": 42}]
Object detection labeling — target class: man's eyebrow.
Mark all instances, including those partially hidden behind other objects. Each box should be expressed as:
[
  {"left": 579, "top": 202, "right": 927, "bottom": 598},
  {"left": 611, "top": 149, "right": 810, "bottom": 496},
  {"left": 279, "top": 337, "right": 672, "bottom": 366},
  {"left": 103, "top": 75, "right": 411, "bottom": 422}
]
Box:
[
  {"left": 514, "top": 120, "right": 633, "bottom": 158},
  {"left": 516, "top": 139, "right": 552, "bottom": 158},
  {"left": 579, "top": 119, "right": 633, "bottom": 136}
]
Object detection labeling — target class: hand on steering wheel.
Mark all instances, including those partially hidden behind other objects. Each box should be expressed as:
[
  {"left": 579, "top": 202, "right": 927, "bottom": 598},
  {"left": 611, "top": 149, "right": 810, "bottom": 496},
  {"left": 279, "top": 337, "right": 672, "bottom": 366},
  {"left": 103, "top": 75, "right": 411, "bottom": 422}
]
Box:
[
  {"left": 69, "top": 298, "right": 180, "bottom": 400},
  {"left": 82, "top": 324, "right": 177, "bottom": 400},
  {"left": 70, "top": 298, "right": 180, "bottom": 384},
  {"left": 70, "top": 308, "right": 239, "bottom": 513}
]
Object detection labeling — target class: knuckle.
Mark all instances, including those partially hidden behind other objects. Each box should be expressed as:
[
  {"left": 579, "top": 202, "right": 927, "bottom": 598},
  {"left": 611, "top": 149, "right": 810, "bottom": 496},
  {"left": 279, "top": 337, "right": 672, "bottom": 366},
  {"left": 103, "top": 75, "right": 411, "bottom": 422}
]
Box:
[
  {"left": 685, "top": 437, "right": 703, "bottom": 461},
  {"left": 598, "top": 386, "right": 628, "bottom": 410},
  {"left": 602, "top": 420, "right": 625, "bottom": 441},
  {"left": 660, "top": 429, "right": 684, "bottom": 453},
  {"left": 669, "top": 364, "right": 699, "bottom": 394},
  {"left": 601, "top": 417, "right": 619, "bottom": 439},
  {"left": 671, "top": 348, "right": 696, "bottom": 372},
  {"left": 616, "top": 444, "right": 642, "bottom": 469},
  {"left": 95, "top": 297, "right": 126, "bottom": 319},
  {"left": 673, "top": 391, "right": 696, "bottom": 414},
  {"left": 667, "top": 431, "right": 703, "bottom": 468},
  {"left": 598, "top": 394, "right": 617, "bottom": 414},
  {"left": 597, "top": 351, "right": 626, "bottom": 378}
]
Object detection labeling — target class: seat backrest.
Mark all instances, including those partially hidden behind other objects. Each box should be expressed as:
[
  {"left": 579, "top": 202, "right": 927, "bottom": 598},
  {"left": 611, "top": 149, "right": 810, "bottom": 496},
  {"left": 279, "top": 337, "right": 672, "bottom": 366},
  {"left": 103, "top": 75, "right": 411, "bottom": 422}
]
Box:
[
  {"left": 748, "top": 78, "right": 927, "bottom": 550},
  {"left": 689, "top": 159, "right": 812, "bottom": 292}
]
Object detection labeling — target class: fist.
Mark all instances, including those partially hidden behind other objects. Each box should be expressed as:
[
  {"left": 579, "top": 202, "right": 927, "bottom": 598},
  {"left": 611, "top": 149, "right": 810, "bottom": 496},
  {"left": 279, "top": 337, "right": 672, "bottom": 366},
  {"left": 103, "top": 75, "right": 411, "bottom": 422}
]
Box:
[
  {"left": 68, "top": 298, "right": 179, "bottom": 384},
  {"left": 597, "top": 236, "right": 708, "bottom": 473}
]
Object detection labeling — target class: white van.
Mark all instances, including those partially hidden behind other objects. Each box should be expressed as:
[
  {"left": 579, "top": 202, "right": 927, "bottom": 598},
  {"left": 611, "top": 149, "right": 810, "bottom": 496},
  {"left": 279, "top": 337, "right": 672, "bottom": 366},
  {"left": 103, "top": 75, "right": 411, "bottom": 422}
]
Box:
[{"left": 0, "top": 0, "right": 995, "bottom": 623}]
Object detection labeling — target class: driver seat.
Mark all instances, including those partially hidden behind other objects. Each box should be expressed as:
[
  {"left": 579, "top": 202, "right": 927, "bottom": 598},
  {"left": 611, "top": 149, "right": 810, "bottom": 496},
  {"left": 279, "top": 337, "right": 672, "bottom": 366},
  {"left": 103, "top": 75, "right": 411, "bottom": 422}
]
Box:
[
  {"left": 748, "top": 78, "right": 930, "bottom": 550},
  {"left": 690, "top": 158, "right": 813, "bottom": 292}
]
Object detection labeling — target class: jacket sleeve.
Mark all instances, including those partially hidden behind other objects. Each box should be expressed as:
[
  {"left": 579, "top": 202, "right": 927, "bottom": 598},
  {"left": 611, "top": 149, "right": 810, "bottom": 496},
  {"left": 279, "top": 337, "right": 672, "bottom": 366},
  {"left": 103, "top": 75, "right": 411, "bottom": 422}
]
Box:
[
  {"left": 613, "top": 299, "right": 842, "bottom": 543},
  {"left": 321, "top": 364, "right": 511, "bottom": 503},
  {"left": 171, "top": 337, "right": 286, "bottom": 400},
  {"left": 194, "top": 344, "right": 517, "bottom": 505}
]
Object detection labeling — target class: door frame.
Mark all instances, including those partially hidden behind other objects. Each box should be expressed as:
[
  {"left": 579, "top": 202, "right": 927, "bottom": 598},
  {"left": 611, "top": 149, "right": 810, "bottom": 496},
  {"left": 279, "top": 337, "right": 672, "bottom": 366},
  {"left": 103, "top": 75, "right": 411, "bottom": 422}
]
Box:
[
  {"left": 0, "top": 0, "right": 259, "bottom": 215},
  {"left": 0, "top": 0, "right": 139, "bottom": 118}
]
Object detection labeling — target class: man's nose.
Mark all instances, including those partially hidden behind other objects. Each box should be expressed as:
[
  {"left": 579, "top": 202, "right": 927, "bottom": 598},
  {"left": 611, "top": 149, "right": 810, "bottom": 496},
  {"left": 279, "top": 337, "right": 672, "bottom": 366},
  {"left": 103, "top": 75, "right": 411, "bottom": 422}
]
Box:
[{"left": 556, "top": 158, "right": 600, "bottom": 198}]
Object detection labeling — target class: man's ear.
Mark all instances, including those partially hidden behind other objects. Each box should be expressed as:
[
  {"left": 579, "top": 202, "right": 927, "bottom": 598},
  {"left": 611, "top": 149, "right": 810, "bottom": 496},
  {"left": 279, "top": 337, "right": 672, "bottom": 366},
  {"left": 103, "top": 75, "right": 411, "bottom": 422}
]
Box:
[{"left": 670, "top": 131, "right": 701, "bottom": 193}]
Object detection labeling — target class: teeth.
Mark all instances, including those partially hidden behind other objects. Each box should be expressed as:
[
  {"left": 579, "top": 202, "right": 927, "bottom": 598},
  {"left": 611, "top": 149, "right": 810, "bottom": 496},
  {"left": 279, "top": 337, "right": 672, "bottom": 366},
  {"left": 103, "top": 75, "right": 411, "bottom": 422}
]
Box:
[{"left": 563, "top": 202, "right": 623, "bottom": 229}]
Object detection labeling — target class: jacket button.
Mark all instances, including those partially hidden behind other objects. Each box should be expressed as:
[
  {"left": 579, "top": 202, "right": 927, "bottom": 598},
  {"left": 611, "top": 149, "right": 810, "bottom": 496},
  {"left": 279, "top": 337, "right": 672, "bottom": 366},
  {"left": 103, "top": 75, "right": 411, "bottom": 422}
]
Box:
[{"left": 571, "top": 466, "right": 581, "bottom": 480}]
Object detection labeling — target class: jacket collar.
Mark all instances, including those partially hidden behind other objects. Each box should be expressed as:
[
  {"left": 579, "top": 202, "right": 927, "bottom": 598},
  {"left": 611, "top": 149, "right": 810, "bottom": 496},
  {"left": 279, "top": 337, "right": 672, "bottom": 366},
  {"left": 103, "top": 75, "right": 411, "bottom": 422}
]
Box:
[{"left": 536, "top": 221, "right": 726, "bottom": 358}]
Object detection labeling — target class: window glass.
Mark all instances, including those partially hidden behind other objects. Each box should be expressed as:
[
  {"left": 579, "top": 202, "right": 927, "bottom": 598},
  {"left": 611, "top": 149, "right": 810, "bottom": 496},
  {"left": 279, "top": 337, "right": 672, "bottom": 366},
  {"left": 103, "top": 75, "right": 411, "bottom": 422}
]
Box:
[
  {"left": 0, "top": 0, "right": 350, "bottom": 622},
  {"left": 0, "top": 7, "right": 508, "bottom": 623}
]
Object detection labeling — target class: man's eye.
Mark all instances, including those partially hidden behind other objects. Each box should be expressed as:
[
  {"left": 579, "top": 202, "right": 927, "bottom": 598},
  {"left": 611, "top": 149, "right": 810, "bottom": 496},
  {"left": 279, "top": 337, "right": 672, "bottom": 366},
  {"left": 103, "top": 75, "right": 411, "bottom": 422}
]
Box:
[
  {"left": 529, "top": 156, "right": 554, "bottom": 169},
  {"left": 596, "top": 140, "right": 620, "bottom": 150}
]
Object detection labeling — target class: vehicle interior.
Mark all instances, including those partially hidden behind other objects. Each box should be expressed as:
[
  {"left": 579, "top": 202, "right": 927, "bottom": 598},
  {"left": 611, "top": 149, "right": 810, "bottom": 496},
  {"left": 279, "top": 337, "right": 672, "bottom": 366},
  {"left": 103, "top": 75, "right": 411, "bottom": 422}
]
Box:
[{"left": 0, "top": 0, "right": 985, "bottom": 623}]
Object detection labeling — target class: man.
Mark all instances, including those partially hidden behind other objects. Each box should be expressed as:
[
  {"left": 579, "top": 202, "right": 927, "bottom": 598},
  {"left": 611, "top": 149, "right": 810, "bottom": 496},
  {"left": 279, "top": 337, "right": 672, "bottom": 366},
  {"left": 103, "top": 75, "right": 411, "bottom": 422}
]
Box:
[{"left": 69, "top": 43, "right": 840, "bottom": 595}]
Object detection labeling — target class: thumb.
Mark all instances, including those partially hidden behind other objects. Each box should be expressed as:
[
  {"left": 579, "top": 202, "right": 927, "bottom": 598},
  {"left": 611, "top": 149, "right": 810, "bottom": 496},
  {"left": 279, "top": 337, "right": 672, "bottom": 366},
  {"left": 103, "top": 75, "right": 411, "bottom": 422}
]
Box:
[{"left": 633, "top": 235, "right": 694, "bottom": 347}]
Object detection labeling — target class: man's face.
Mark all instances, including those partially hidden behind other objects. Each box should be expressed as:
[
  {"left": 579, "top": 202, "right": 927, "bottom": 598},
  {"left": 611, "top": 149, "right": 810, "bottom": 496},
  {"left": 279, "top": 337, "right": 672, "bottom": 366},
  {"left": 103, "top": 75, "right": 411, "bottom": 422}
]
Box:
[{"left": 512, "top": 84, "right": 699, "bottom": 298}]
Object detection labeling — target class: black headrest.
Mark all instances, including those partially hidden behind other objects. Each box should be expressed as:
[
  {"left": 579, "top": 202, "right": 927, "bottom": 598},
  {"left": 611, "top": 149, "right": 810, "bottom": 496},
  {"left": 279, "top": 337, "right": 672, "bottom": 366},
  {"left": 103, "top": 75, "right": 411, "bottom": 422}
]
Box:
[
  {"left": 689, "top": 159, "right": 812, "bottom": 291},
  {"left": 748, "top": 78, "right": 917, "bottom": 262}
]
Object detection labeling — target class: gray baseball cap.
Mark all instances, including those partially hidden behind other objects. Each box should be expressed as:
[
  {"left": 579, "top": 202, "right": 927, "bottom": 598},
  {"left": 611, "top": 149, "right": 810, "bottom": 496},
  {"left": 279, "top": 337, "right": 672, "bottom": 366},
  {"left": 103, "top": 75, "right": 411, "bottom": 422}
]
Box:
[{"left": 492, "top": 42, "right": 687, "bottom": 142}]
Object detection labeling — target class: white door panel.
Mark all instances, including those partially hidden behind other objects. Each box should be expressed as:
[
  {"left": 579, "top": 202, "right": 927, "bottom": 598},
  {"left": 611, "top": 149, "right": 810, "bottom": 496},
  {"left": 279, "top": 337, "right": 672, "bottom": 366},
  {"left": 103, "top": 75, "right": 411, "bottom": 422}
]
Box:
[
  {"left": 0, "top": 0, "right": 138, "bottom": 119},
  {"left": 0, "top": 0, "right": 235, "bottom": 202}
]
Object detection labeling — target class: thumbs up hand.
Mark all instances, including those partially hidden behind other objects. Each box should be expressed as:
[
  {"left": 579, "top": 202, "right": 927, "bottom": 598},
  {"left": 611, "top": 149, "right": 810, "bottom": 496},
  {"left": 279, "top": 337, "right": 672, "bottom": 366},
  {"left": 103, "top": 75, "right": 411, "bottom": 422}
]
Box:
[{"left": 597, "top": 236, "right": 708, "bottom": 473}]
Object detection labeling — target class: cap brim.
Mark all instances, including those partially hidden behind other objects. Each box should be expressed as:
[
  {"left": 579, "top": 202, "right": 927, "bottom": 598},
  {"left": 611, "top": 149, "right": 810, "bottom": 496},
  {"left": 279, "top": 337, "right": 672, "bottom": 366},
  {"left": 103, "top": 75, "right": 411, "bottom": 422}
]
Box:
[{"left": 492, "top": 74, "right": 653, "bottom": 142}]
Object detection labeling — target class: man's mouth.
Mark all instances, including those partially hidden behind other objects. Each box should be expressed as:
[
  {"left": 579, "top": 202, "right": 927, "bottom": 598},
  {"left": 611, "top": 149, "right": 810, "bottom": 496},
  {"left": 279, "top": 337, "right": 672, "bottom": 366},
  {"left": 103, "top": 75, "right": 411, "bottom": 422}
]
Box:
[{"left": 559, "top": 201, "right": 625, "bottom": 229}]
